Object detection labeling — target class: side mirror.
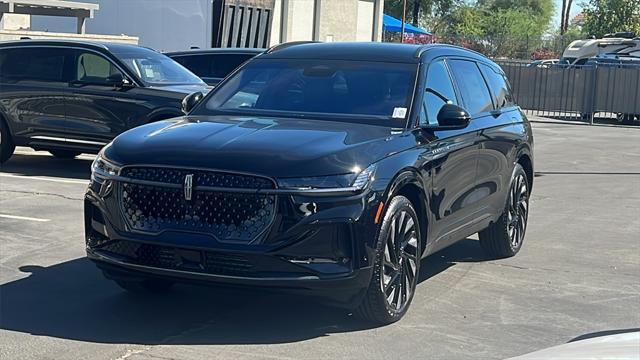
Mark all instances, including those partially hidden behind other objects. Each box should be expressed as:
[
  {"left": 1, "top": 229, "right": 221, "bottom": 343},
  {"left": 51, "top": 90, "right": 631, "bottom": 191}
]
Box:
[
  {"left": 106, "top": 73, "right": 124, "bottom": 86},
  {"left": 433, "top": 104, "right": 471, "bottom": 130},
  {"left": 181, "top": 91, "right": 204, "bottom": 114},
  {"left": 106, "top": 73, "right": 133, "bottom": 88}
]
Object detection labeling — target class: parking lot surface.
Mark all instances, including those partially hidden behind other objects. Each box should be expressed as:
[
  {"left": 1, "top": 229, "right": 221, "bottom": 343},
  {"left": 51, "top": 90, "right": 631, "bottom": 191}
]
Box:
[{"left": 1, "top": 121, "right": 639, "bottom": 360}]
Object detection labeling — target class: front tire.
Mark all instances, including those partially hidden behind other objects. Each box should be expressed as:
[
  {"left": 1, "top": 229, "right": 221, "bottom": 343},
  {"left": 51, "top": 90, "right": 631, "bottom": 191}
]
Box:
[
  {"left": 49, "top": 150, "right": 81, "bottom": 159},
  {"left": 356, "top": 195, "right": 421, "bottom": 324},
  {"left": 479, "top": 163, "right": 530, "bottom": 258},
  {"left": 0, "top": 119, "right": 15, "bottom": 164}
]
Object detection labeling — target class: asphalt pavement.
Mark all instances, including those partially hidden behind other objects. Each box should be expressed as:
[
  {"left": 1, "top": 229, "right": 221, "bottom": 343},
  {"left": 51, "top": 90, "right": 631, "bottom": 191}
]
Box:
[{"left": 0, "top": 121, "right": 639, "bottom": 360}]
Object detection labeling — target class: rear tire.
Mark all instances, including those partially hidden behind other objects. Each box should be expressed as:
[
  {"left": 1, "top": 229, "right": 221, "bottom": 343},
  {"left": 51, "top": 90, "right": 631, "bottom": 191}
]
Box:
[
  {"left": 49, "top": 150, "right": 81, "bottom": 159},
  {"left": 479, "top": 164, "right": 530, "bottom": 258},
  {"left": 617, "top": 113, "right": 637, "bottom": 125},
  {"left": 0, "top": 119, "right": 15, "bottom": 164},
  {"left": 356, "top": 195, "right": 421, "bottom": 325},
  {"left": 113, "top": 278, "right": 174, "bottom": 294}
]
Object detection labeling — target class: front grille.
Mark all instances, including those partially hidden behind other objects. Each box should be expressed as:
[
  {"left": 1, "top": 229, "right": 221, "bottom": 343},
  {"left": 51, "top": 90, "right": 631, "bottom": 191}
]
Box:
[
  {"left": 98, "top": 240, "right": 254, "bottom": 276},
  {"left": 119, "top": 167, "right": 276, "bottom": 243}
]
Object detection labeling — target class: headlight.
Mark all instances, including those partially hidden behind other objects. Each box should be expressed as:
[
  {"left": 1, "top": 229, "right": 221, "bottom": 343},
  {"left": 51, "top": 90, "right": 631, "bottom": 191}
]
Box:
[
  {"left": 277, "top": 164, "right": 376, "bottom": 191},
  {"left": 91, "top": 147, "right": 121, "bottom": 182}
]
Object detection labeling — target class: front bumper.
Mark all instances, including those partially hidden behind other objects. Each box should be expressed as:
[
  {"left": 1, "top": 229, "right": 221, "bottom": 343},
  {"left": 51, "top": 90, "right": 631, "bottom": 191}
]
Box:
[
  {"left": 88, "top": 248, "right": 372, "bottom": 306},
  {"left": 84, "top": 172, "right": 383, "bottom": 306}
]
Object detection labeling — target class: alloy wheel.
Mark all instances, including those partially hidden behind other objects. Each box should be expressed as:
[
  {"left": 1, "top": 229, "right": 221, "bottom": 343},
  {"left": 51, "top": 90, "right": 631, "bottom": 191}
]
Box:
[
  {"left": 507, "top": 174, "right": 529, "bottom": 249},
  {"left": 380, "top": 210, "right": 419, "bottom": 313}
]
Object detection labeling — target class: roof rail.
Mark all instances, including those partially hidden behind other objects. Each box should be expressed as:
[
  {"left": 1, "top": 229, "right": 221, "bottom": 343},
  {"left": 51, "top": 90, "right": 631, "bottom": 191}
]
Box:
[
  {"left": 414, "top": 45, "right": 433, "bottom": 58},
  {"left": 266, "top": 41, "right": 318, "bottom": 54},
  {"left": 414, "top": 43, "right": 486, "bottom": 58}
]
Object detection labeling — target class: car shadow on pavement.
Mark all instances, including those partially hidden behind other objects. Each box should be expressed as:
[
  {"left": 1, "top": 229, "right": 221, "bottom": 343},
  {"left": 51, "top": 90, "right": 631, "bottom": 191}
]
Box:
[
  {"left": 0, "top": 239, "right": 484, "bottom": 345},
  {"left": 0, "top": 153, "right": 92, "bottom": 180}
]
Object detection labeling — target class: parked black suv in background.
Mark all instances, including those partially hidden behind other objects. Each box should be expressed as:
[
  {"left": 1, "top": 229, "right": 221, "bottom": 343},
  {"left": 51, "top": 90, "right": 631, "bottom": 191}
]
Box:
[
  {"left": 0, "top": 40, "right": 210, "bottom": 163},
  {"left": 166, "top": 48, "right": 263, "bottom": 85},
  {"left": 85, "top": 42, "right": 534, "bottom": 324}
]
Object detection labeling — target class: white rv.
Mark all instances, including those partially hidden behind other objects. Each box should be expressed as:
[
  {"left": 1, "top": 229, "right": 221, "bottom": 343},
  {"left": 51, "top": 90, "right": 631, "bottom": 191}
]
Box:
[{"left": 560, "top": 33, "right": 640, "bottom": 66}]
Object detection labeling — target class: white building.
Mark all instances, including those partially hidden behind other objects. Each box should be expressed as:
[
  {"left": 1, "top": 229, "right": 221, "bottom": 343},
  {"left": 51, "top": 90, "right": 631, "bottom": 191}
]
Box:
[{"left": 12, "top": 0, "right": 383, "bottom": 51}]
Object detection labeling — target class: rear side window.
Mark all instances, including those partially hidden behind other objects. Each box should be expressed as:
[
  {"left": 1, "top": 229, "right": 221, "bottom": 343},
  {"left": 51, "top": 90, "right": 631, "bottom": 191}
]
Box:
[
  {"left": 210, "top": 54, "right": 254, "bottom": 78},
  {"left": 448, "top": 59, "right": 493, "bottom": 115},
  {"left": 173, "top": 53, "right": 255, "bottom": 79},
  {"left": 0, "top": 47, "right": 68, "bottom": 82},
  {"left": 172, "top": 55, "right": 209, "bottom": 77},
  {"left": 479, "top": 63, "right": 514, "bottom": 109}
]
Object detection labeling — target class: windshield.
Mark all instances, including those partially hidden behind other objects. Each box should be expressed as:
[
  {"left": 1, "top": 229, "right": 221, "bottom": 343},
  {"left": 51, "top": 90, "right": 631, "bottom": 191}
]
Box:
[
  {"left": 197, "top": 59, "right": 417, "bottom": 127},
  {"left": 111, "top": 47, "right": 204, "bottom": 86}
]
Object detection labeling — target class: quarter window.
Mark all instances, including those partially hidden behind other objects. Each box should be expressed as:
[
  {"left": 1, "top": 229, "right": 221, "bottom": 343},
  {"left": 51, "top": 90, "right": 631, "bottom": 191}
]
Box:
[
  {"left": 421, "top": 60, "right": 458, "bottom": 126},
  {"left": 479, "top": 63, "right": 514, "bottom": 109},
  {"left": 448, "top": 59, "right": 493, "bottom": 115}
]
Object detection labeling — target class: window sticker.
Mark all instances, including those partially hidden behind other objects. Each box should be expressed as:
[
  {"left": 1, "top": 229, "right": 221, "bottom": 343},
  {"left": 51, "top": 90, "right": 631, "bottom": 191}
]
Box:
[{"left": 392, "top": 107, "right": 407, "bottom": 119}]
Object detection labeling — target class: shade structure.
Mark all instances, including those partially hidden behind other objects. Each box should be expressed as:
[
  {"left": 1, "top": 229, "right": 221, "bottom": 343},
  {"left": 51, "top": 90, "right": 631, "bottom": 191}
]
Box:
[{"left": 383, "top": 14, "right": 431, "bottom": 35}]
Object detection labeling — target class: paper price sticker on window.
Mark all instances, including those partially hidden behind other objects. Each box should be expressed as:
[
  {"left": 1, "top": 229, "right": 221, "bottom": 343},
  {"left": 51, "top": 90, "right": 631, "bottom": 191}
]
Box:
[{"left": 392, "top": 107, "right": 407, "bottom": 119}]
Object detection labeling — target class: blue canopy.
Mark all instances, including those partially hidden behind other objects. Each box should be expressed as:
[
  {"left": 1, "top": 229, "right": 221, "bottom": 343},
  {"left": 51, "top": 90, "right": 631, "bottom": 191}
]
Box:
[{"left": 383, "top": 14, "right": 431, "bottom": 35}]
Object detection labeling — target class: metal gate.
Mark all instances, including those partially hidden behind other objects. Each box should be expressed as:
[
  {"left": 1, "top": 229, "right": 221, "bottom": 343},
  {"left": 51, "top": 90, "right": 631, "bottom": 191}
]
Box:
[
  {"left": 497, "top": 60, "right": 640, "bottom": 123},
  {"left": 212, "top": 0, "right": 275, "bottom": 48}
]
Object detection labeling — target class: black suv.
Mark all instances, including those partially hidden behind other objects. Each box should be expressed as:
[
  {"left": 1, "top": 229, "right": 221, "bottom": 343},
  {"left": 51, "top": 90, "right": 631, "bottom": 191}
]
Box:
[
  {"left": 0, "top": 40, "right": 209, "bottom": 163},
  {"left": 85, "top": 42, "right": 534, "bottom": 324},
  {"left": 166, "top": 48, "right": 263, "bottom": 85}
]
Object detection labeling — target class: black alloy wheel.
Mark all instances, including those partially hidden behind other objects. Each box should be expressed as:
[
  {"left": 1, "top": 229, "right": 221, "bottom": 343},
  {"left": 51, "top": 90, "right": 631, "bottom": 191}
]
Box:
[
  {"left": 357, "top": 195, "right": 421, "bottom": 324},
  {"left": 480, "top": 164, "right": 530, "bottom": 258}
]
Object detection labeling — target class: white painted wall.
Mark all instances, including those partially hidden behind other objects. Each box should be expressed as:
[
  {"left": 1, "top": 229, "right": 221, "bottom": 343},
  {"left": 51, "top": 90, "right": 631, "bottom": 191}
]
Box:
[
  {"left": 356, "top": 0, "right": 374, "bottom": 41},
  {"left": 29, "top": 0, "right": 212, "bottom": 52},
  {"left": 287, "top": 0, "right": 315, "bottom": 41}
]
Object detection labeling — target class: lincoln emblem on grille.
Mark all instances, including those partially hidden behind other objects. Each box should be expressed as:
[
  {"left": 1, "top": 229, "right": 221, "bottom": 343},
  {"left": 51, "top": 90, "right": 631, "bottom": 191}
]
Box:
[{"left": 184, "top": 174, "right": 194, "bottom": 201}]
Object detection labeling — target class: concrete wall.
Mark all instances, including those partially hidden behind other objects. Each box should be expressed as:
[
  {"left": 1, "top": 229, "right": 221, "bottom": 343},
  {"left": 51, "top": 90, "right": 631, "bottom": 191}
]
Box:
[
  {"left": 0, "top": 29, "right": 138, "bottom": 43},
  {"left": 29, "top": 0, "right": 212, "bottom": 52},
  {"left": 0, "top": 13, "right": 30, "bottom": 31},
  {"left": 270, "top": 0, "right": 383, "bottom": 45}
]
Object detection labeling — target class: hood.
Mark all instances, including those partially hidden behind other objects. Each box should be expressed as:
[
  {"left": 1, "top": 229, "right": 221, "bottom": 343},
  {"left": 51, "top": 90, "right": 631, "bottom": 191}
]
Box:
[
  {"left": 508, "top": 332, "right": 640, "bottom": 360},
  {"left": 106, "top": 116, "right": 416, "bottom": 178},
  {"left": 149, "top": 83, "right": 212, "bottom": 95}
]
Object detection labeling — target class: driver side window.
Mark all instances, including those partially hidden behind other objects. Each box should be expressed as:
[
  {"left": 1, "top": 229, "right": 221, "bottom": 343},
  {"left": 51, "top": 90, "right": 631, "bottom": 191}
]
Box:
[
  {"left": 421, "top": 60, "right": 458, "bottom": 126},
  {"left": 75, "top": 52, "right": 122, "bottom": 84}
]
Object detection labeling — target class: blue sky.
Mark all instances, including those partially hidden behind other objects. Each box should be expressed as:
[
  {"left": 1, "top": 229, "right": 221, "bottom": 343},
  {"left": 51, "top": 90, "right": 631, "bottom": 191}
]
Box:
[{"left": 552, "top": 0, "right": 583, "bottom": 26}]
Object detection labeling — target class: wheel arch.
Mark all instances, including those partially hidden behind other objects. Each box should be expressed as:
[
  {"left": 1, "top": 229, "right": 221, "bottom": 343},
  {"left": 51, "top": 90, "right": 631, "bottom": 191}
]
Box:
[
  {"left": 383, "top": 168, "right": 430, "bottom": 255},
  {"left": 146, "top": 107, "right": 184, "bottom": 124},
  {"left": 516, "top": 150, "right": 534, "bottom": 191},
  {"left": 0, "top": 108, "right": 11, "bottom": 132}
]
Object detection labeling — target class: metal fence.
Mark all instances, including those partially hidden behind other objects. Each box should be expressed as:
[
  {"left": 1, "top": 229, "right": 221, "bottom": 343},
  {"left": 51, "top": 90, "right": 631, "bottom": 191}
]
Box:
[{"left": 496, "top": 61, "right": 640, "bottom": 124}]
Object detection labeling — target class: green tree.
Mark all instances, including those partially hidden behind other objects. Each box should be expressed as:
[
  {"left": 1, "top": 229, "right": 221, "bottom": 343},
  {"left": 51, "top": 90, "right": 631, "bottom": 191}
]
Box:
[
  {"left": 444, "top": 0, "right": 553, "bottom": 38},
  {"left": 447, "top": 4, "right": 485, "bottom": 36},
  {"left": 582, "top": 0, "right": 640, "bottom": 37},
  {"left": 480, "top": 0, "right": 554, "bottom": 19},
  {"left": 384, "top": 0, "right": 459, "bottom": 28}
]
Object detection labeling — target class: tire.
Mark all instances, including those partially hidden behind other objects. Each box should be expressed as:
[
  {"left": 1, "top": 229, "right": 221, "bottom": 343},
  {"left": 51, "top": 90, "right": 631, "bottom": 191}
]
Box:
[
  {"left": 113, "top": 278, "right": 174, "bottom": 294},
  {"left": 48, "top": 150, "right": 81, "bottom": 159},
  {"left": 356, "top": 195, "right": 421, "bottom": 324},
  {"left": 479, "top": 163, "right": 530, "bottom": 258},
  {"left": 0, "top": 119, "right": 15, "bottom": 164},
  {"left": 617, "top": 113, "right": 637, "bottom": 125}
]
